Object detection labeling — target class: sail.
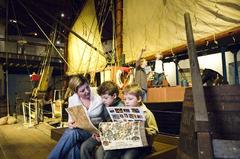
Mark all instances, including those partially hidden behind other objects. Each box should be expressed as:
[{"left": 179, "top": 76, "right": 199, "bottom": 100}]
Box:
[
  {"left": 67, "top": 0, "right": 106, "bottom": 75},
  {"left": 123, "top": 0, "right": 240, "bottom": 63}
]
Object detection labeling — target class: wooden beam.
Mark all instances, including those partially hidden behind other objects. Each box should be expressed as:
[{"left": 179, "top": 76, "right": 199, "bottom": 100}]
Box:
[
  {"left": 144, "top": 26, "right": 240, "bottom": 61},
  {"left": 115, "top": 0, "right": 123, "bottom": 66},
  {"left": 184, "top": 12, "right": 213, "bottom": 159}
]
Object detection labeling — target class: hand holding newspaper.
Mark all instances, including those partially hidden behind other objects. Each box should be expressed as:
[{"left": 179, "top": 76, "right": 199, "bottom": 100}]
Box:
[
  {"left": 65, "top": 105, "right": 99, "bottom": 134},
  {"left": 66, "top": 106, "right": 149, "bottom": 150}
]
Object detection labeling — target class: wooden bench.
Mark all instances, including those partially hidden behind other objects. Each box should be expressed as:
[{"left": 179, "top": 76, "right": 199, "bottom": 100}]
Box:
[
  {"left": 51, "top": 128, "right": 179, "bottom": 159},
  {"left": 145, "top": 134, "right": 178, "bottom": 159}
]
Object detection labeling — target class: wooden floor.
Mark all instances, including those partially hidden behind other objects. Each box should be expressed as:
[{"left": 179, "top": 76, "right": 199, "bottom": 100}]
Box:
[
  {"left": 0, "top": 120, "right": 56, "bottom": 159},
  {"left": 0, "top": 116, "right": 178, "bottom": 159}
]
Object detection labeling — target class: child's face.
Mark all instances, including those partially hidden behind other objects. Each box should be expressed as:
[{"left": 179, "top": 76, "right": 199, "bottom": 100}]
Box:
[
  {"left": 101, "top": 93, "right": 116, "bottom": 107},
  {"left": 140, "top": 59, "right": 147, "bottom": 68},
  {"left": 124, "top": 93, "right": 141, "bottom": 107}
]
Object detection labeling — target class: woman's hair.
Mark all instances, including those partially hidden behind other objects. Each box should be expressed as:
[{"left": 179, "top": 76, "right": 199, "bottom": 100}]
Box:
[
  {"left": 123, "top": 83, "right": 143, "bottom": 99},
  {"left": 68, "top": 75, "right": 88, "bottom": 92},
  {"left": 97, "top": 81, "right": 119, "bottom": 96}
]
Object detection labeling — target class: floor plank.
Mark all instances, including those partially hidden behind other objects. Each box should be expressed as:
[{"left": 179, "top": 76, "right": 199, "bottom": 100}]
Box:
[{"left": 0, "top": 121, "right": 56, "bottom": 159}]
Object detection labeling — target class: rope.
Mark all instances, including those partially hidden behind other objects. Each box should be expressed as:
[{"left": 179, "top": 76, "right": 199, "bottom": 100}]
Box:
[
  {"left": 10, "top": 0, "right": 34, "bottom": 88},
  {"left": 17, "top": 0, "right": 75, "bottom": 72},
  {"left": 24, "top": 0, "right": 106, "bottom": 58},
  {"left": 84, "top": 0, "right": 110, "bottom": 75}
]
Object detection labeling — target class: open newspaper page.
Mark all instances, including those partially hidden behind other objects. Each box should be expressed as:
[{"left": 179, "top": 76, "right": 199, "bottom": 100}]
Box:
[
  {"left": 99, "top": 107, "right": 148, "bottom": 150},
  {"left": 106, "top": 107, "right": 145, "bottom": 122},
  {"left": 66, "top": 105, "right": 99, "bottom": 134}
]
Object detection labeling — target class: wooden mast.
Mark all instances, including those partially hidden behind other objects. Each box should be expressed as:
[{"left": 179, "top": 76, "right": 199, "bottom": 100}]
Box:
[
  {"left": 115, "top": 0, "right": 123, "bottom": 66},
  {"left": 184, "top": 12, "right": 213, "bottom": 159}
]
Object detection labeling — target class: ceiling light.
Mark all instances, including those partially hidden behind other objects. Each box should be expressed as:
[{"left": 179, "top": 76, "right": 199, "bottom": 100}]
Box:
[
  {"left": 61, "top": 13, "right": 65, "bottom": 18},
  {"left": 34, "top": 33, "right": 38, "bottom": 36},
  {"left": 9, "top": 19, "right": 17, "bottom": 23},
  {"left": 56, "top": 40, "right": 60, "bottom": 44},
  {"left": 17, "top": 39, "right": 27, "bottom": 45}
]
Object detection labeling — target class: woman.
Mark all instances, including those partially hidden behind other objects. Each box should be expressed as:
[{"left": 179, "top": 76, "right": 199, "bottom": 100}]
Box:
[{"left": 48, "top": 75, "right": 104, "bottom": 159}]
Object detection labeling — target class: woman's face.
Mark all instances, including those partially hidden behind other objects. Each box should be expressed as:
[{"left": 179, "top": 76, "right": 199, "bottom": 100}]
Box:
[
  {"left": 123, "top": 93, "right": 141, "bottom": 107},
  {"left": 76, "top": 83, "right": 91, "bottom": 99}
]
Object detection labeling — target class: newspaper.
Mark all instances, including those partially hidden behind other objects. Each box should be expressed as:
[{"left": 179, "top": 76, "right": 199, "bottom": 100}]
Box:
[
  {"left": 99, "top": 107, "right": 148, "bottom": 150},
  {"left": 106, "top": 106, "right": 146, "bottom": 122},
  {"left": 65, "top": 105, "right": 99, "bottom": 134},
  {"left": 99, "top": 121, "right": 148, "bottom": 150}
]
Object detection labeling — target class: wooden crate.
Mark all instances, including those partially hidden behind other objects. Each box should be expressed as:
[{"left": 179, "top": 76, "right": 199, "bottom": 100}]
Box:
[
  {"left": 178, "top": 85, "right": 240, "bottom": 158},
  {"left": 147, "top": 87, "right": 185, "bottom": 103}
]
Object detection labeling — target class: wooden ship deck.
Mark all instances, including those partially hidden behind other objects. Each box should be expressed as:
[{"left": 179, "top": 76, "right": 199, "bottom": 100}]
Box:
[
  {"left": 0, "top": 117, "right": 56, "bottom": 159},
  {"left": 0, "top": 116, "right": 179, "bottom": 159}
]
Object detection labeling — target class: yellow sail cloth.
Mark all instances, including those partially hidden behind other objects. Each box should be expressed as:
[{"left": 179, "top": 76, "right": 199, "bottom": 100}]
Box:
[
  {"left": 123, "top": 0, "right": 240, "bottom": 63},
  {"left": 67, "top": 0, "right": 106, "bottom": 75}
]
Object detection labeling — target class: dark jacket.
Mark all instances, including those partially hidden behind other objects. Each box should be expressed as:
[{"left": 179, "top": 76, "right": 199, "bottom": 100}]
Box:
[
  {"left": 102, "top": 97, "right": 124, "bottom": 122},
  {"left": 134, "top": 66, "right": 148, "bottom": 91}
]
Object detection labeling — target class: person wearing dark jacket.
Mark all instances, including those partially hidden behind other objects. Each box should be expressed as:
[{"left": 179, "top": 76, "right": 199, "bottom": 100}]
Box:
[{"left": 80, "top": 81, "right": 124, "bottom": 159}]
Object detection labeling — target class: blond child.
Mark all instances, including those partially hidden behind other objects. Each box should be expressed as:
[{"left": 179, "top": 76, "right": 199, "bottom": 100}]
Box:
[
  {"left": 103, "top": 83, "right": 159, "bottom": 159},
  {"left": 153, "top": 53, "right": 164, "bottom": 86}
]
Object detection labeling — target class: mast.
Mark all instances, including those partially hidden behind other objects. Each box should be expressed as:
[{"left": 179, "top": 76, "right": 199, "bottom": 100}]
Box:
[
  {"left": 32, "top": 26, "right": 57, "bottom": 97},
  {"left": 184, "top": 12, "right": 213, "bottom": 159},
  {"left": 115, "top": 0, "right": 123, "bottom": 66},
  {"left": 5, "top": 0, "right": 10, "bottom": 116}
]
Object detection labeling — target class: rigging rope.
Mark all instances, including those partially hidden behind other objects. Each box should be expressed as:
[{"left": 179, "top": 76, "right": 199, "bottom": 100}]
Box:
[
  {"left": 85, "top": 0, "right": 110, "bottom": 75},
  {"left": 24, "top": 0, "right": 106, "bottom": 59},
  {"left": 10, "top": 0, "right": 34, "bottom": 88},
  {"left": 77, "top": 4, "right": 98, "bottom": 73},
  {"left": 93, "top": 0, "right": 111, "bottom": 73},
  {"left": 17, "top": 0, "right": 76, "bottom": 72}
]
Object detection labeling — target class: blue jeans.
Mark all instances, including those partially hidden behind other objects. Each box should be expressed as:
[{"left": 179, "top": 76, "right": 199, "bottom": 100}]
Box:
[
  {"left": 48, "top": 128, "right": 91, "bottom": 159},
  {"left": 80, "top": 137, "right": 101, "bottom": 159}
]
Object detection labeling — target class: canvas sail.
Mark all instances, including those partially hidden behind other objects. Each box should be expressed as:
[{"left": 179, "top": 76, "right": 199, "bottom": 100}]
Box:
[
  {"left": 123, "top": 0, "right": 240, "bottom": 63},
  {"left": 67, "top": 0, "right": 106, "bottom": 75}
]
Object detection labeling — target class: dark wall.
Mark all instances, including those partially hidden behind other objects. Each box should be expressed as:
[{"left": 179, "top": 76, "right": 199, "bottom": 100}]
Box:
[{"left": 146, "top": 102, "right": 182, "bottom": 135}]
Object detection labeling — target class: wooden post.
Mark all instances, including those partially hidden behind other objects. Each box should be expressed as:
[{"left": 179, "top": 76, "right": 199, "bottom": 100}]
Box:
[
  {"left": 174, "top": 59, "right": 179, "bottom": 85},
  {"left": 233, "top": 50, "right": 239, "bottom": 85},
  {"left": 184, "top": 12, "right": 213, "bottom": 159},
  {"left": 115, "top": 0, "right": 123, "bottom": 66},
  {"left": 221, "top": 47, "right": 227, "bottom": 81}
]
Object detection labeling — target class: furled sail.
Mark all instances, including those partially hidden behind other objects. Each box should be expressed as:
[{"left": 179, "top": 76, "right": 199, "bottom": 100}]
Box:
[
  {"left": 123, "top": 0, "right": 240, "bottom": 63},
  {"left": 67, "top": 0, "right": 106, "bottom": 75}
]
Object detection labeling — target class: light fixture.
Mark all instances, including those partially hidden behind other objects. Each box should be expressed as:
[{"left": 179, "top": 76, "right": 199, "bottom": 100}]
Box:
[
  {"left": 9, "top": 19, "right": 17, "bottom": 23},
  {"left": 56, "top": 40, "right": 60, "bottom": 44},
  {"left": 61, "top": 13, "right": 65, "bottom": 18}
]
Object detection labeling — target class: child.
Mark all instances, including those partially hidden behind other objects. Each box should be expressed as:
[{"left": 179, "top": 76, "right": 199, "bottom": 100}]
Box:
[
  {"left": 153, "top": 53, "right": 164, "bottom": 86},
  {"left": 80, "top": 81, "right": 124, "bottom": 159},
  {"left": 134, "top": 49, "right": 148, "bottom": 101},
  {"left": 103, "top": 83, "right": 159, "bottom": 159}
]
